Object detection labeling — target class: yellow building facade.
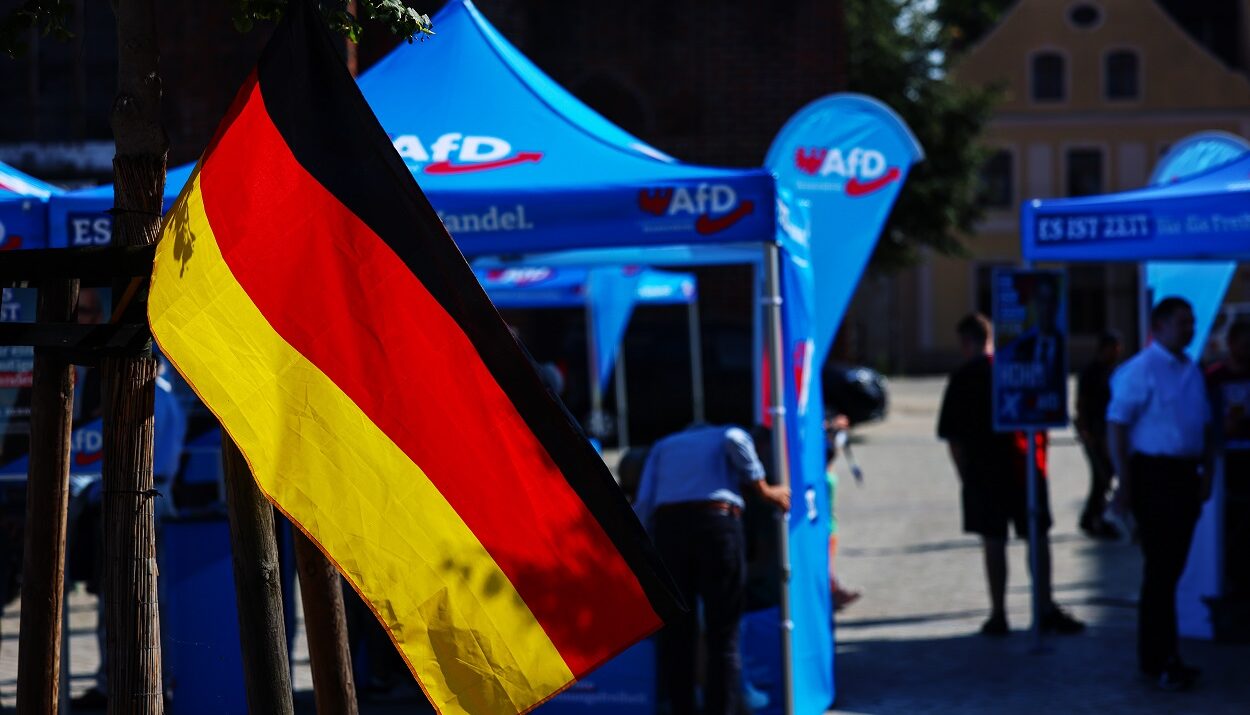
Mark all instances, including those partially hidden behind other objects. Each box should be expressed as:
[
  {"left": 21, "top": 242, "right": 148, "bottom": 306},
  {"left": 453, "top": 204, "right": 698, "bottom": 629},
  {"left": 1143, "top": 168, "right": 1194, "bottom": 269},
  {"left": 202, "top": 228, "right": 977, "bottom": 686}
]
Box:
[{"left": 874, "top": 0, "right": 1250, "bottom": 372}]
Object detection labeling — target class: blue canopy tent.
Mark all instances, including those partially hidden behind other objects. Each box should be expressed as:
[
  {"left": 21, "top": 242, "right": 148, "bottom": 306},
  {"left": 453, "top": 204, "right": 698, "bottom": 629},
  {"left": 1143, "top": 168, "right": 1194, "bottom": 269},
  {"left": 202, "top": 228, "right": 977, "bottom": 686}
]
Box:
[
  {"left": 477, "top": 265, "right": 701, "bottom": 449},
  {"left": 0, "top": 160, "right": 62, "bottom": 250},
  {"left": 1021, "top": 144, "right": 1250, "bottom": 640},
  {"left": 358, "top": 2, "right": 836, "bottom": 712},
  {"left": 25, "top": 1, "right": 922, "bottom": 709}
]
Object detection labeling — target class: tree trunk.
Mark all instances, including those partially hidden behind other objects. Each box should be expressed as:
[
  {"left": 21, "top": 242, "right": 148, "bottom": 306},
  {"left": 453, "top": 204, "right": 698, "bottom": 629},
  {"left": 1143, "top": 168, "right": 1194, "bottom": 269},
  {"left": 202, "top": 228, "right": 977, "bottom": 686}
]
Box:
[
  {"left": 294, "top": 531, "right": 359, "bottom": 715},
  {"left": 15, "top": 279, "right": 79, "bottom": 715},
  {"left": 105, "top": 1, "right": 167, "bottom": 712},
  {"left": 222, "top": 437, "right": 295, "bottom": 715}
]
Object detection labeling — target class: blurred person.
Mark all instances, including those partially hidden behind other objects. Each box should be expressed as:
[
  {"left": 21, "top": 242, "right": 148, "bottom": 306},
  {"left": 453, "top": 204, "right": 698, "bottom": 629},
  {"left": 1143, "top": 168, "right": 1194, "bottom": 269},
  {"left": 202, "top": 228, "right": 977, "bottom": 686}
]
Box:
[
  {"left": 824, "top": 411, "right": 860, "bottom": 611},
  {"left": 1205, "top": 321, "right": 1250, "bottom": 613},
  {"left": 1076, "top": 331, "right": 1123, "bottom": 539},
  {"left": 633, "top": 424, "right": 789, "bottom": 715},
  {"left": 938, "top": 313, "right": 1084, "bottom": 637},
  {"left": 1108, "top": 297, "right": 1213, "bottom": 691}
]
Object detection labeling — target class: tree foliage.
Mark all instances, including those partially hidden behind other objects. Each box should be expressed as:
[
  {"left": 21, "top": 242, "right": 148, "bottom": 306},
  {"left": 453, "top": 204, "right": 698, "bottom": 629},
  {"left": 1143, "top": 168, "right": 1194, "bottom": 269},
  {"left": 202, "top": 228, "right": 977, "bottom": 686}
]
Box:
[
  {"left": 0, "top": 0, "right": 433, "bottom": 57},
  {"left": 846, "top": 0, "right": 1004, "bottom": 271},
  {"left": 0, "top": 1, "right": 73, "bottom": 57}
]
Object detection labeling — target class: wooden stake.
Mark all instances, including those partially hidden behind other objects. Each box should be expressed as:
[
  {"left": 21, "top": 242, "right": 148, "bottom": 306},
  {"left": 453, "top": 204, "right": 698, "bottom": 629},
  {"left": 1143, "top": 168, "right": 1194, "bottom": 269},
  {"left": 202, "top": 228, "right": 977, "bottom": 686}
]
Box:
[
  {"left": 294, "top": 530, "right": 359, "bottom": 714},
  {"left": 15, "top": 279, "right": 79, "bottom": 715},
  {"left": 222, "top": 436, "right": 294, "bottom": 714}
]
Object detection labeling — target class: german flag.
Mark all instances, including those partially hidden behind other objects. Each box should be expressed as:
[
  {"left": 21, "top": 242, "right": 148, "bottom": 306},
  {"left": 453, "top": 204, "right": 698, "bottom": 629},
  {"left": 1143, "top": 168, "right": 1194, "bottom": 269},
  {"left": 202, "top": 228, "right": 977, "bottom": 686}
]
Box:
[{"left": 147, "top": 3, "right": 680, "bottom": 713}]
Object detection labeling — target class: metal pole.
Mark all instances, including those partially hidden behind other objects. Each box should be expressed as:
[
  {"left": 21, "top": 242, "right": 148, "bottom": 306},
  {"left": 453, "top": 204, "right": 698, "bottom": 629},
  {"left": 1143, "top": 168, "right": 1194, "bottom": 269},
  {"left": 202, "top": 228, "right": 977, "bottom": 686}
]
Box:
[
  {"left": 585, "top": 302, "right": 605, "bottom": 439},
  {"left": 763, "top": 243, "right": 794, "bottom": 715},
  {"left": 687, "top": 298, "right": 706, "bottom": 424},
  {"left": 752, "top": 264, "right": 763, "bottom": 425},
  {"left": 614, "top": 341, "right": 629, "bottom": 450},
  {"left": 1026, "top": 430, "right": 1045, "bottom": 653},
  {"left": 1137, "top": 263, "right": 1151, "bottom": 349}
]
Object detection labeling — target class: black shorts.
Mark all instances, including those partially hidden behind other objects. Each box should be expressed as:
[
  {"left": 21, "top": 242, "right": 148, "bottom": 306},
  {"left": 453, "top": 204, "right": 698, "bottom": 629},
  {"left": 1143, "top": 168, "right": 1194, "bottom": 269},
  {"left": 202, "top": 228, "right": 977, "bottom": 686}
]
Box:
[{"left": 961, "top": 474, "right": 1052, "bottom": 541}]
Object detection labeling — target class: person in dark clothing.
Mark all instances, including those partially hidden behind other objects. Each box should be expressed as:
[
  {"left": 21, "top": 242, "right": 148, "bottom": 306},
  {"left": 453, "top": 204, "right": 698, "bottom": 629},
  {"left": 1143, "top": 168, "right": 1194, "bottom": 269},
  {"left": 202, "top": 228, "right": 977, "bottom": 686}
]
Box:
[
  {"left": 938, "top": 313, "right": 1084, "bottom": 637},
  {"left": 1076, "top": 331, "right": 1123, "bottom": 539}
]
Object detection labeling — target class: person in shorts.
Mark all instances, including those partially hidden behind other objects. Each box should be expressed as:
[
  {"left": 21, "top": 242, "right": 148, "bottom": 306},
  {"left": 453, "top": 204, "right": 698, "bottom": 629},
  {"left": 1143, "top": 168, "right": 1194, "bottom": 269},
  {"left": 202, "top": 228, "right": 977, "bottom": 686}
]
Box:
[{"left": 938, "top": 313, "right": 1084, "bottom": 637}]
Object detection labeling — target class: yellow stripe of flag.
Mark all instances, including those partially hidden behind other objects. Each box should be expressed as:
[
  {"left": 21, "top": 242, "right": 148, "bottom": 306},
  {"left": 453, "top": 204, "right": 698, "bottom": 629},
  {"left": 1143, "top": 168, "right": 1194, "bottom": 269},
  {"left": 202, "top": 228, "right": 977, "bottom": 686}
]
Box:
[{"left": 149, "top": 172, "right": 575, "bottom": 715}]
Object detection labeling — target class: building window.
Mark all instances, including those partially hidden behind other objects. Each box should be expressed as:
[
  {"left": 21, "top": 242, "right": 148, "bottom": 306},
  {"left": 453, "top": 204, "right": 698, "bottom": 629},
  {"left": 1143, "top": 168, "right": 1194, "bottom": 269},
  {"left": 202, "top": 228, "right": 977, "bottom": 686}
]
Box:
[
  {"left": 1105, "top": 51, "right": 1140, "bottom": 100},
  {"left": 1031, "top": 53, "right": 1066, "bottom": 102},
  {"left": 977, "top": 150, "right": 1014, "bottom": 209},
  {"left": 1066, "top": 148, "right": 1104, "bottom": 197},
  {"left": 1068, "top": 3, "right": 1103, "bottom": 30}
]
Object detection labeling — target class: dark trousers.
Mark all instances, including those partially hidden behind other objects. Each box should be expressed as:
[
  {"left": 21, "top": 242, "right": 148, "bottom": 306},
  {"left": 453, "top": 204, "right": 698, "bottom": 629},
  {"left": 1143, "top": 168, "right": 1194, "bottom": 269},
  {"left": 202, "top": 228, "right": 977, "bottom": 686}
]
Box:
[
  {"left": 1130, "top": 454, "right": 1203, "bottom": 674},
  {"left": 653, "top": 506, "right": 745, "bottom": 715},
  {"left": 1081, "top": 433, "right": 1114, "bottom": 524}
]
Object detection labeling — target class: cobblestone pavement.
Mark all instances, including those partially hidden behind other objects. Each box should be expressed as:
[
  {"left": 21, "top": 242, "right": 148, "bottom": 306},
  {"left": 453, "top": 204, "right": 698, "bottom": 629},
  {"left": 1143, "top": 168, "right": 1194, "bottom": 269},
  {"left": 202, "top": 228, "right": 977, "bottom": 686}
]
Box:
[
  {"left": 829, "top": 377, "right": 1250, "bottom": 715},
  {"left": 1, "top": 377, "right": 1246, "bottom": 714}
]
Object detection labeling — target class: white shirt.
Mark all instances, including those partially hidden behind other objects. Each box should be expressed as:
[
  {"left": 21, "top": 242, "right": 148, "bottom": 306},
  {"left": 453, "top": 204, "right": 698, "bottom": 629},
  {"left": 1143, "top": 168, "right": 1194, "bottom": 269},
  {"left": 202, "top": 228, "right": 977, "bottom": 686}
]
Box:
[{"left": 1107, "top": 342, "right": 1210, "bottom": 458}]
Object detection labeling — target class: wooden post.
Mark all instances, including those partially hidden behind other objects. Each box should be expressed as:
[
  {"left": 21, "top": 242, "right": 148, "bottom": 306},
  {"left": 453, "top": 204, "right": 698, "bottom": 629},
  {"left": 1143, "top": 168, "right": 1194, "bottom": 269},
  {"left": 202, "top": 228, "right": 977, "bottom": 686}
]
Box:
[
  {"left": 294, "top": 530, "right": 359, "bottom": 714},
  {"left": 222, "top": 436, "right": 295, "bottom": 714},
  {"left": 100, "top": 348, "right": 161, "bottom": 714},
  {"left": 15, "top": 279, "right": 79, "bottom": 714},
  {"left": 106, "top": 0, "right": 169, "bottom": 711}
]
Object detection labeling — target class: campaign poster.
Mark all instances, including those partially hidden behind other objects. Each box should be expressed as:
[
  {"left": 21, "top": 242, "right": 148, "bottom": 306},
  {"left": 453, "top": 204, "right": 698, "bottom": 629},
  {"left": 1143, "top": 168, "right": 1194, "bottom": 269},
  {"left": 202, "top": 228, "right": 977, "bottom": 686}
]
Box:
[
  {"left": 993, "top": 268, "right": 1069, "bottom": 431},
  {"left": 1, "top": 288, "right": 37, "bottom": 453}
]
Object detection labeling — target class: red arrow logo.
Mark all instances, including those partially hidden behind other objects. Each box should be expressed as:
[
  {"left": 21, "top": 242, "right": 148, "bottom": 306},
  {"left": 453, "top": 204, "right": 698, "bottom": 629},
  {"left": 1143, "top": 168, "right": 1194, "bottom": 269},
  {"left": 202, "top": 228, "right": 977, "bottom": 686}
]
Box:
[
  {"left": 845, "top": 167, "right": 901, "bottom": 197},
  {"left": 0, "top": 235, "right": 21, "bottom": 250},
  {"left": 694, "top": 200, "right": 755, "bottom": 235},
  {"left": 74, "top": 450, "right": 103, "bottom": 467},
  {"left": 424, "top": 152, "right": 543, "bottom": 175}
]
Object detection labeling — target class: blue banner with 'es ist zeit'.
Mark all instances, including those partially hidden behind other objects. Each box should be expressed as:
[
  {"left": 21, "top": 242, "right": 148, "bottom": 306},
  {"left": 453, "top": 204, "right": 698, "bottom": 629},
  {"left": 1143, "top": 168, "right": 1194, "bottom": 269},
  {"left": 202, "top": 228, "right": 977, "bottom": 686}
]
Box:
[{"left": 992, "top": 268, "right": 1069, "bottom": 432}]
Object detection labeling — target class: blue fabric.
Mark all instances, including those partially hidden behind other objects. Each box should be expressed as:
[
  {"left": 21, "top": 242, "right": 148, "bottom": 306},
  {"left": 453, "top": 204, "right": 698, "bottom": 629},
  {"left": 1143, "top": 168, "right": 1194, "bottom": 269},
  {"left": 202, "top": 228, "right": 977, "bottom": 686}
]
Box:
[
  {"left": 766, "top": 95, "right": 921, "bottom": 712},
  {"left": 765, "top": 93, "right": 924, "bottom": 367},
  {"left": 153, "top": 376, "right": 189, "bottom": 480},
  {"left": 356, "top": 0, "right": 774, "bottom": 256},
  {"left": 631, "top": 425, "right": 765, "bottom": 532},
  {"left": 0, "top": 160, "right": 62, "bottom": 250},
  {"left": 47, "top": 162, "right": 195, "bottom": 248},
  {"left": 587, "top": 267, "right": 643, "bottom": 390},
  {"left": 1145, "top": 134, "right": 1248, "bottom": 362},
  {"left": 1021, "top": 151, "right": 1250, "bottom": 262},
  {"left": 1147, "top": 262, "right": 1237, "bottom": 362}
]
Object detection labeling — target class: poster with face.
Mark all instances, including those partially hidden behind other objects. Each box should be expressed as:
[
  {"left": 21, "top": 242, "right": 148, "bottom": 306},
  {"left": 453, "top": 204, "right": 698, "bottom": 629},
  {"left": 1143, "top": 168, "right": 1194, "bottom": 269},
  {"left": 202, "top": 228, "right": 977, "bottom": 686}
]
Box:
[{"left": 993, "top": 269, "right": 1069, "bottom": 431}]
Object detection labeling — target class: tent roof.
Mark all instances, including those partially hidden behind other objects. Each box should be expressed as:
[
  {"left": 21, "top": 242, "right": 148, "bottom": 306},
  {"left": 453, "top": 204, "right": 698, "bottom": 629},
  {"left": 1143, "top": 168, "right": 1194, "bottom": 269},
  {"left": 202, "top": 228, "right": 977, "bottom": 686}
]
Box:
[
  {"left": 0, "top": 161, "right": 62, "bottom": 199},
  {"left": 1022, "top": 151, "right": 1250, "bottom": 261},
  {"left": 356, "top": 0, "right": 774, "bottom": 255},
  {"left": 46, "top": 0, "right": 774, "bottom": 254}
]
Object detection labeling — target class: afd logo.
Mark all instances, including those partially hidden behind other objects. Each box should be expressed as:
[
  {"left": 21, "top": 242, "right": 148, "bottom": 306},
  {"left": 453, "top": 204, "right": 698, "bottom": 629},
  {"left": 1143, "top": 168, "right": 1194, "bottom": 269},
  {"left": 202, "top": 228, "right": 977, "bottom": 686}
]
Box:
[
  {"left": 0, "top": 219, "right": 16, "bottom": 250},
  {"left": 485, "top": 267, "right": 554, "bottom": 287},
  {"left": 72, "top": 425, "right": 104, "bottom": 467},
  {"left": 392, "top": 133, "right": 543, "bottom": 174},
  {"left": 794, "top": 146, "right": 901, "bottom": 197},
  {"left": 637, "top": 184, "right": 755, "bottom": 235}
]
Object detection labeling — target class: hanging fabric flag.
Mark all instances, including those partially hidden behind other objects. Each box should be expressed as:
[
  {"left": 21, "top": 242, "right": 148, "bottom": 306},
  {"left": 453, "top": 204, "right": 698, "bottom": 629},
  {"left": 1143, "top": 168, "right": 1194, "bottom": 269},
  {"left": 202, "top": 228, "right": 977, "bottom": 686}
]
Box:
[{"left": 147, "top": 3, "right": 679, "bottom": 713}]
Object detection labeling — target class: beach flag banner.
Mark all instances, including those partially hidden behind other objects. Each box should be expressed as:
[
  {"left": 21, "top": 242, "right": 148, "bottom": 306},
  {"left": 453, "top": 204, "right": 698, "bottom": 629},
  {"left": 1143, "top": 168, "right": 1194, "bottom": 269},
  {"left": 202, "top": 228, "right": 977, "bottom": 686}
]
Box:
[{"left": 146, "top": 3, "right": 680, "bottom": 714}]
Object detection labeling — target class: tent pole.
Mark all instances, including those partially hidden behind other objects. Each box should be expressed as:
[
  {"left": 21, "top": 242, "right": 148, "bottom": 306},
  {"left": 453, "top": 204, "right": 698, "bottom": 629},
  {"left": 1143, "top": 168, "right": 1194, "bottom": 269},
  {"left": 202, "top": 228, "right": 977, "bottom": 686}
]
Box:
[
  {"left": 1137, "top": 263, "right": 1151, "bottom": 349},
  {"left": 614, "top": 341, "right": 629, "bottom": 450},
  {"left": 585, "top": 301, "right": 605, "bottom": 439},
  {"left": 752, "top": 264, "right": 764, "bottom": 425},
  {"left": 687, "top": 297, "right": 706, "bottom": 424},
  {"left": 763, "top": 242, "right": 794, "bottom": 715}
]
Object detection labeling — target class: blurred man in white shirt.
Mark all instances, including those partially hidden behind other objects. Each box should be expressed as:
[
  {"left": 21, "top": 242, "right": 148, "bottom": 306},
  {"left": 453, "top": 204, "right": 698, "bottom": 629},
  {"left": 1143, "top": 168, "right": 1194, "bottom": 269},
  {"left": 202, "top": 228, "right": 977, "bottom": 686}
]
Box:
[{"left": 1108, "top": 297, "right": 1213, "bottom": 692}]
